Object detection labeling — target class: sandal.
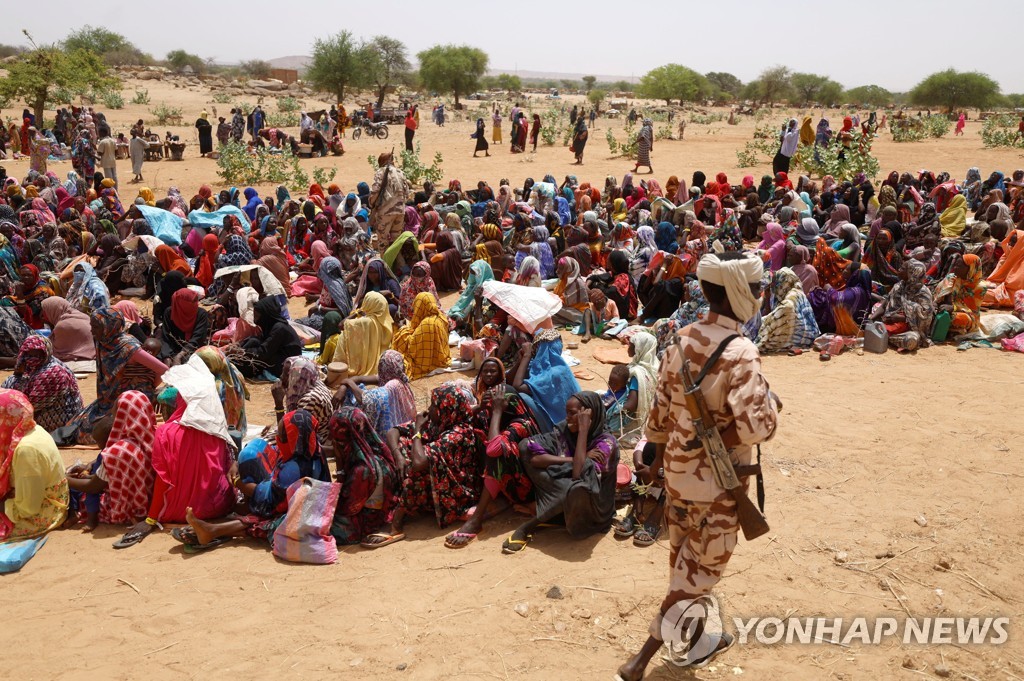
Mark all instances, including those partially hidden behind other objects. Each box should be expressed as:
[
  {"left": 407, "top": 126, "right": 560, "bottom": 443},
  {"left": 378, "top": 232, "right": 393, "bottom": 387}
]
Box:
[
  {"left": 444, "top": 531, "right": 478, "bottom": 549},
  {"left": 171, "top": 527, "right": 199, "bottom": 546},
  {"left": 182, "top": 537, "right": 232, "bottom": 554},
  {"left": 614, "top": 515, "right": 637, "bottom": 539},
  {"left": 112, "top": 525, "right": 152, "bottom": 550},
  {"left": 689, "top": 632, "right": 735, "bottom": 669},
  {"left": 501, "top": 533, "right": 532, "bottom": 554},
  {"left": 633, "top": 523, "right": 661, "bottom": 547},
  {"left": 360, "top": 532, "right": 405, "bottom": 549}
]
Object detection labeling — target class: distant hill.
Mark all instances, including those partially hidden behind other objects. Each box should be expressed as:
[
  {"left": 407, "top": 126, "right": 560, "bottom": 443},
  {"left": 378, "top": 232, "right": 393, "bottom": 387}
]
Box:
[{"left": 268, "top": 55, "right": 311, "bottom": 73}]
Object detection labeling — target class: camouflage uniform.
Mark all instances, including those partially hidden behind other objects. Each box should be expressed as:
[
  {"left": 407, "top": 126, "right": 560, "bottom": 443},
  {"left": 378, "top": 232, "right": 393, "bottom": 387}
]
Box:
[
  {"left": 369, "top": 163, "right": 410, "bottom": 246},
  {"left": 644, "top": 312, "right": 778, "bottom": 640}
]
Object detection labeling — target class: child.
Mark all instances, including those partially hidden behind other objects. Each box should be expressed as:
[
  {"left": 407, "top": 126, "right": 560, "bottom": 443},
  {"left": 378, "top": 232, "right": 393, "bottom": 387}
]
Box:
[
  {"left": 613, "top": 438, "right": 665, "bottom": 547},
  {"left": 579, "top": 286, "right": 619, "bottom": 343},
  {"left": 65, "top": 414, "right": 115, "bottom": 530},
  {"left": 602, "top": 363, "right": 639, "bottom": 437}
]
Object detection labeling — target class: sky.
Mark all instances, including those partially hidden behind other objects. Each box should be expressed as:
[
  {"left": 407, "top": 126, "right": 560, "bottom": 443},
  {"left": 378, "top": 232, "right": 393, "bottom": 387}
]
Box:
[{"left": 3, "top": 0, "right": 1024, "bottom": 92}]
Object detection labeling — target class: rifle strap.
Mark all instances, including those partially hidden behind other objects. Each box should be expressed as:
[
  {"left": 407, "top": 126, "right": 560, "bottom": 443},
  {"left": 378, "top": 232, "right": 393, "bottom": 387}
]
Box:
[
  {"left": 692, "top": 334, "right": 740, "bottom": 385},
  {"left": 756, "top": 445, "right": 766, "bottom": 514}
]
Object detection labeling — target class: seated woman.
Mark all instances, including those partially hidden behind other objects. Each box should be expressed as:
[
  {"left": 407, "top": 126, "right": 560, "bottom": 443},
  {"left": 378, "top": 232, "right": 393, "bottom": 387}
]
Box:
[
  {"left": 391, "top": 292, "right": 451, "bottom": 379},
  {"left": 328, "top": 407, "right": 402, "bottom": 546},
  {"left": 274, "top": 356, "right": 334, "bottom": 445},
  {"left": 637, "top": 251, "right": 686, "bottom": 324},
  {"left": 0, "top": 389, "right": 68, "bottom": 542},
  {"left": 445, "top": 383, "right": 540, "bottom": 549},
  {"left": 552, "top": 257, "right": 590, "bottom": 327},
  {"left": 9, "top": 264, "right": 53, "bottom": 329},
  {"left": 236, "top": 297, "right": 303, "bottom": 380},
  {"left": 65, "top": 391, "right": 155, "bottom": 530},
  {"left": 0, "top": 306, "right": 31, "bottom": 370},
  {"left": 116, "top": 380, "right": 236, "bottom": 548},
  {"left": 336, "top": 350, "right": 417, "bottom": 441},
  {"left": 398, "top": 261, "right": 440, "bottom": 321},
  {"left": 112, "top": 300, "right": 151, "bottom": 344},
  {"left": 448, "top": 261, "right": 494, "bottom": 329},
  {"left": 428, "top": 231, "right": 464, "bottom": 292},
  {"left": 755, "top": 268, "right": 821, "bottom": 352},
  {"left": 873, "top": 259, "right": 935, "bottom": 352},
  {"left": 934, "top": 253, "right": 985, "bottom": 335},
  {"left": 983, "top": 228, "right": 1024, "bottom": 308},
  {"left": 514, "top": 256, "right": 542, "bottom": 287},
  {"left": 813, "top": 236, "right": 852, "bottom": 289},
  {"left": 195, "top": 346, "right": 249, "bottom": 445},
  {"left": 602, "top": 250, "right": 638, "bottom": 322},
  {"left": 332, "top": 291, "right": 394, "bottom": 377},
  {"left": 510, "top": 323, "right": 581, "bottom": 430},
  {"left": 604, "top": 333, "right": 658, "bottom": 439},
  {"left": 363, "top": 384, "right": 483, "bottom": 548},
  {"left": 291, "top": 241, "right": 330, "bottom": 298},
  {"left": 66, "top": 262, "right": 110, "bottom": 313},
  {"left": 63, "top": 308, "right": 167, "bottom": 443},
  {"left": 808, "top": 266, "right": 874, "bottom": 336},
  {"left": 1, "top": 336, "right": 83, "bottom": 432},
  {"left": 787, "top": 244, "right": 819, "bottom": 294},
  {"left": 502, "top": 391, "right": 619, "bottom": 553},
  {"left": 178, "top": 409, "right": 331, "bottom": 551},
  {"left": 160, "top": 288, "right": 210, "bottom": 361},
  {"left": 863, "top": 228, "right": 902, "bottom": 293}
]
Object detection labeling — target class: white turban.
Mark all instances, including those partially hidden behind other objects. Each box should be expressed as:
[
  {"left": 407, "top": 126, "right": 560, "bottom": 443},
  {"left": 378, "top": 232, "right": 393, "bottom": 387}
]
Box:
[{"left": 697, "top": 253, "right": 764, "bottom": 322}]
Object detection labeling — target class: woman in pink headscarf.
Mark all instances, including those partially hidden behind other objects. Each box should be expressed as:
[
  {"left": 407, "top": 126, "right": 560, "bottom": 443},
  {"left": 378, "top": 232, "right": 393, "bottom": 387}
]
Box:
[
  {"left": 290, "top": 240, "right": 330, "bottom": 297},
  {"left": 759, "top": 222, "right": 788, "bottom": 272}
]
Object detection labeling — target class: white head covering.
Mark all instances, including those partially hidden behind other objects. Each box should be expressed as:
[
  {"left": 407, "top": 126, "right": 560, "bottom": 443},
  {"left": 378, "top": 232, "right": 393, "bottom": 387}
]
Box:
[{"left": 697, "top": 253, "right": 764, "bottom": 322}]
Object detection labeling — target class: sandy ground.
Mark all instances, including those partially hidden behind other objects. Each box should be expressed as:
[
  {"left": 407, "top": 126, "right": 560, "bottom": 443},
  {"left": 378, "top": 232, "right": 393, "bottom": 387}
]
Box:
[{"left": 2, "top": 78, "right": 1024, "bottom": 680}]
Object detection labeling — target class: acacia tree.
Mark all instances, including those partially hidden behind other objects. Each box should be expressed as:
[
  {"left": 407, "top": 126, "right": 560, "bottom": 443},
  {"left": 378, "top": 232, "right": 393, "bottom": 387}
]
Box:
[
  {"left": 636, "top": 64, "right": 707, "bottom": 105},
  {"left": 790, "top": 73, "right": 843, "bottom": 106},
  {"left": 705, "top": 72, "right": 743, "bottom": 99},
  {"left": 63, "top": 26, "right": 149, "bottom": 66},
  {"left": 909, "top": 69, "right": 1001, "bottom": 112},
  {"left": 746, "top": 66, "right": 792, "bottom": 105},
  {"left": 166, "top": 49, "right": 205, "bottom": 74},
  {"left": 360, "top": 36, "right": 411, "bottom": 108},
  {"left": 416, "top": 44, "right": 488, "bottom": 108},
  {"left": 587, "top": 88, "right": 607, "bottom": 112},
  {"left": 494, "top": 74, "right": 522, "bottom": 92},
  {"left": 307, "top": 31, "right": 363, "bottom": 102},
  {"left": 582, "top": 76, "right": 597, "bottom": 93},
  {"left": 0, "top": 33, "right": 114, "bottom": 125},
  {"left": 844, "top": 84, "right": 893, "bottom": 107}
]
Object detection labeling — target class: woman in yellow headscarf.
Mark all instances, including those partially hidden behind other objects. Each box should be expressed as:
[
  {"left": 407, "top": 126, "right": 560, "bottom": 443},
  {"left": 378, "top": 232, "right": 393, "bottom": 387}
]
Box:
[
  {"left": 799, "top": 116, "right": 815, "bottom": 147},
  {"left": 612, "top": 198, "right": 627, "bottom": 222},
  {"left": 391, "top": 292, "right": 451, "bottom": 379},
  {"left": 939, "top": 194, "right": 967, "bottom": 238},
  {"left": 138, "top": 187, "right": 156, "bottom": 206},
  {"left": 332, "top": 291, "right": 394, "bottom": 376}
]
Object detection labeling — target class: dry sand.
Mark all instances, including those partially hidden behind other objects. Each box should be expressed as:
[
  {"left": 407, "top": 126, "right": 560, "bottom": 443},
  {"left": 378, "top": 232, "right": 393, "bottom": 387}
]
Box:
[{"left": 2, "top": 78, "right": 1024, "bottom": 680}]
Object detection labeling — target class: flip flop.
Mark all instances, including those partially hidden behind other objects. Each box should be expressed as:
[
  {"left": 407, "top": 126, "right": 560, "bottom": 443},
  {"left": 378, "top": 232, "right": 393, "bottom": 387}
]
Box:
[
  {"left": 182, "top": 537, "right": 232, "bottom": 554},
  {"left": 444, "top": 531, "right": 478, "bottom": 549},
  {"left": 171, "top": 527, "right": 199, "bottom": 546},
  {"left": 689, "top": 632, "right": 735, "bottom": 669},
  {"left": 360, "top": 532, "right": 405, "bottom": 549},
  {"left": 614, "top": 515, "right": 637, "bottom": 539},
  {"left": 633, "top": 523, "right": 661, "bottom": 547},
  {"left": 112, "top": 526, "right": 151, "bottom": 550},
  {"left": 501, "top": 533, "right": 532, "bottom": 554}
]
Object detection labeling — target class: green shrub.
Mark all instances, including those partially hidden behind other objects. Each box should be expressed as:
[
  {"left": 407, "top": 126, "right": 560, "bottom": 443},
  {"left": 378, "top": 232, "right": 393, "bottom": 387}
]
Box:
[
  {"left": 891, "top": 115, "right": 951, "bottom": 142},
  {"left": 131, "top": 89, "right": 150, "bottom": 105},
  {"left": 980, "top": 115, "right": 1024, "bottom": 149},
  {"left": 277, "top": 96, "right": 302, "bottom": 113},
  {"left": 605, "top": 119, "right": 639, "bottom": 159},
  {"left": 312, "top": 166, "right": 337, "bottom": 187},
  {"left": 100, "top": 89, "right": 124, "bottom": 110},
  {"left": 211, "top": 92, "right": 233, "bottom": 104},
  {"left": 217, "top": 141, "right": 309, "bottom": 190},
  {"left": 150, "top": 102, "right": 183, "bottom": 125},
  {"left": 366, "top": 143, "right": 443, "bottom": 186}
]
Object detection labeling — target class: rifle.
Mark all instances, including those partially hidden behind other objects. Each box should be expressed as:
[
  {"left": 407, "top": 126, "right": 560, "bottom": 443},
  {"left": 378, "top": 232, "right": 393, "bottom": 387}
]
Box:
[
  {"left": 370, "top": 145, "right": 396, "bottom": 211},
  {"left": 679, "top": 334, "right": 770, "bottom": 541}
]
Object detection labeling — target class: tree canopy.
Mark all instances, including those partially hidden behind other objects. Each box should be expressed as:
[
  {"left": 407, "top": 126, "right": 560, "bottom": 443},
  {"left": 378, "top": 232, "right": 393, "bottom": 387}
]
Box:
[
  {"left": 0, "top": 42, "right": 114, "bottom": 125},
  {"left": 744, "top": 66, "right": 793, "bottom": 105},
  {"left": 166, "top": 49, "right": 206, "bottom": 74},
  {"left": 416, "top": 44, "right": 488, "bottom": 107},
  {"left": 62, "top": 26, "right": 149, "bottom": 66},
  {"left": 587, "top": 89, "right": 607, "bottom": 111},
  {"left": 582, "top": 76, "right": 597, "bottom": 93},
  {"left": 360, "top": 36, "right": 411, "bottom": 108},
  {"left": 636, "top": 64, "right": 707, "bottom": 105},
  {"left": 240, "top": 59, "right": 272, "bottom": 79},
  {"left": 705, "top": 72, "right": 743, "bottom": 99},
  {"left": 909, "top": 69, "right": 1001, "bottom": 112},
  {"left": 790, "top": 73, "right": 843, "bottom": 106},
  {"left": 843, "top": 84, "right": 894, "bottom": 107},
  {"left": 492, "top": 74, "right": 522, "bottom": 92},
  {"left": 306, "top": 31, "right": 362, "bottom": 102}
]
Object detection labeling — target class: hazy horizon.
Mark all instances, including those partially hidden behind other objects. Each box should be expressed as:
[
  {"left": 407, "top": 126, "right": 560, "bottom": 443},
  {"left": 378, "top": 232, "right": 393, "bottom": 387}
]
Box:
[{"left": 3, "top": 0, "right": 1023, "bottom": 92}]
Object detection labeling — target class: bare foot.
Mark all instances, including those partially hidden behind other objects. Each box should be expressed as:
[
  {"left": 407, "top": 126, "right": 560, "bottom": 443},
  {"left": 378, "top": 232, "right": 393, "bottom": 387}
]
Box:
[
  {"left": 83, "top": 516, "right": 99, "bottom": 532},
  {"left": 616, "top": 661, "right": 643, "bottom": 681},
  {"left": 185, "top": 507, "right": 216, "bottom": 545},
  {"left": 582, "top": 334, "right": 592, "bottom": 344}
]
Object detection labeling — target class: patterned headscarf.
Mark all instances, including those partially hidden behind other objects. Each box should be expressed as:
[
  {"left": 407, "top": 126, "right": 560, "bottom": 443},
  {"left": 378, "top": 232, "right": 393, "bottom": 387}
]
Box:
[{"left": 0, "top": 389, "right": 37, "bottom": 539}]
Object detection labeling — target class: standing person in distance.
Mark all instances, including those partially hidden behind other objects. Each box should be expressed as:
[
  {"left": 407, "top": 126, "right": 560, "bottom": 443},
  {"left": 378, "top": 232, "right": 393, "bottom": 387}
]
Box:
[
  {"left": 96, "top": 127, "right": 118, "bottom": 189},
  {"left": 404, "top": 106, "right": 418, "bottom": 152},
  {"left": 773, "top": 118, "right": 800, "bottom": 175},
  {"left": 472, "top": 118, "right": 490, "bottom": 158}
]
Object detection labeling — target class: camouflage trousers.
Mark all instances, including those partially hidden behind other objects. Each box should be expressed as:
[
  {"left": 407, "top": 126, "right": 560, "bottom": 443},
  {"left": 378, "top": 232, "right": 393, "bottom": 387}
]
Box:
[
  {"left": 648, "top": 491, "right": 738, "bottom": 640},
  {"left": 375, "top": 211, "right": 406, "bottom": 247}
]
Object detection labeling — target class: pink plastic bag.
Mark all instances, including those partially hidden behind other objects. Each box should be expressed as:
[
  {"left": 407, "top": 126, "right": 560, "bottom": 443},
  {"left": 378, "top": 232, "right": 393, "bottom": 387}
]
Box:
[
  {"left": 1000, "top": 331, "right": 1024, "bottom": 354},
  {"left": 272, "top": 478, "right": 340, "bottom": 564}
]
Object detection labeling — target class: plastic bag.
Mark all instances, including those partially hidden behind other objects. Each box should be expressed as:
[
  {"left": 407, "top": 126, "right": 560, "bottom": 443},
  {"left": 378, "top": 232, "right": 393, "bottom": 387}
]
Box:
[{"left": 272, "top": 478, "right": 340, "bottom": 565}]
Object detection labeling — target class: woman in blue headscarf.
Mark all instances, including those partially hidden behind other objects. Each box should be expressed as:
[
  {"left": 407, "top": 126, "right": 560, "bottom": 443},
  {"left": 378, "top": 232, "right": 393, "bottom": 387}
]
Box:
[
  {"left": 66, "top": 262, "right": 110, "bottom": 312},
  {"left": 554, "top": 195, "right": 572, "bottom": 226},
  {"left": 654, "top": 221, "right": 678, "bottom": 254},
  {"left": 531, "top": 226, "right": 556, "bottom": 279},
  {"left": 448, "top": 260, "right": 493, "bottom": 324},
  {"left": 511, "top": 324, "right": 581, "bottom": 430},
  {"left": 242, "top": 188, "right": 263, "bottom": 222}
]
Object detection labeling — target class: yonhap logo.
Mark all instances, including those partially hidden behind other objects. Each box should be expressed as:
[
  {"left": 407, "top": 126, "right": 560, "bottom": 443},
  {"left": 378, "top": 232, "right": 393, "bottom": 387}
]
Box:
[{"left": 660, "top": 595, "right": 724, "bottom": 667}]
